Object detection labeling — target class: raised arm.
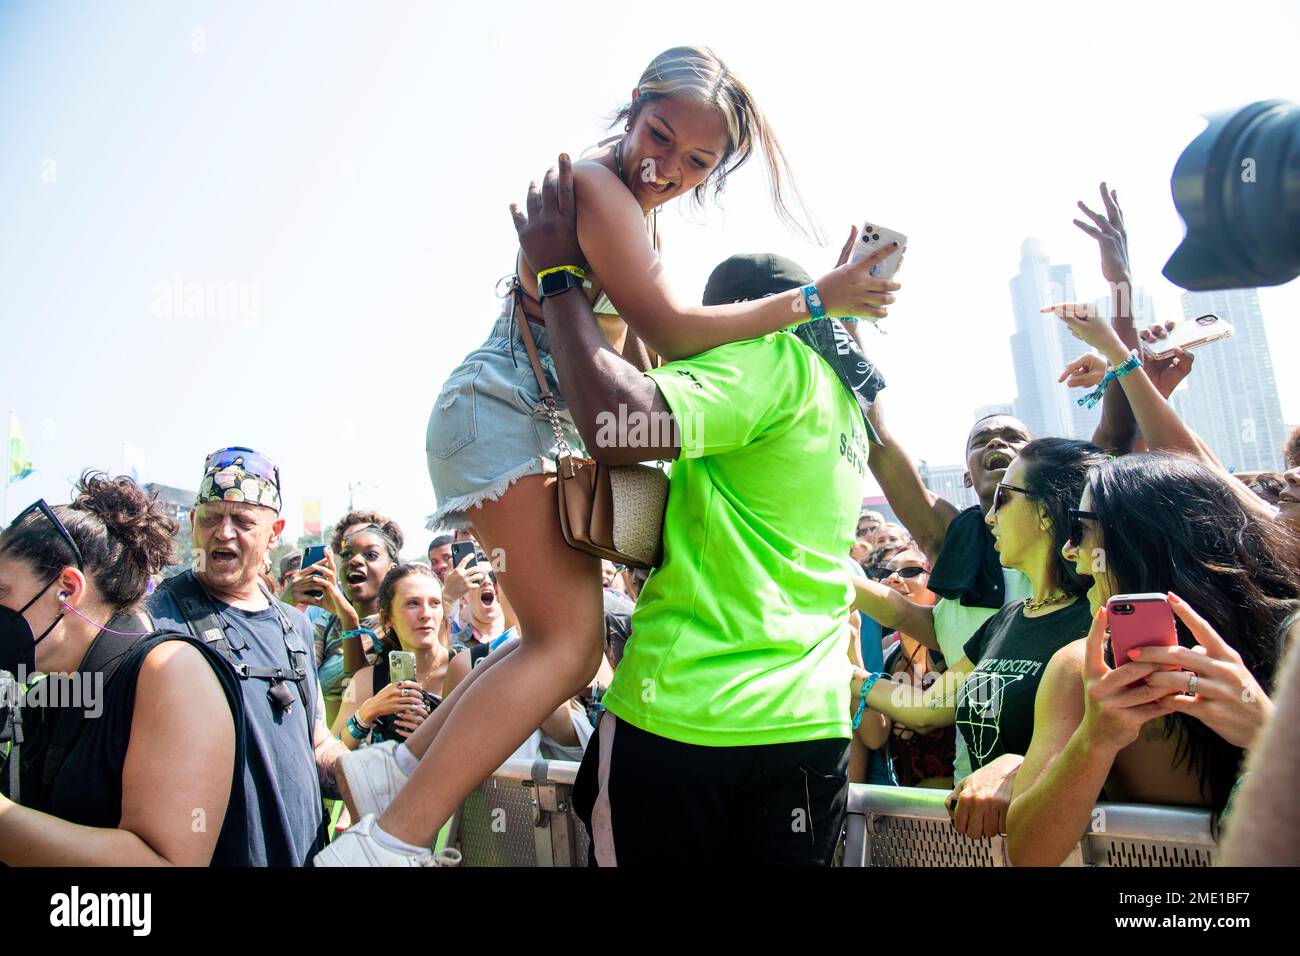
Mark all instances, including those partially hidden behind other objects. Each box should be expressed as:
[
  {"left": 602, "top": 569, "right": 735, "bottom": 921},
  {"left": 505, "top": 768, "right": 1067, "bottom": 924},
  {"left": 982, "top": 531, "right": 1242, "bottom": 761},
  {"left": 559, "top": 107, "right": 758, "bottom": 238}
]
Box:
[
  {"left": 560, "top": 160, "right": 900, "bottom": 362},
  {"left": 511, "top": 160, "right": 679, "bottom": 466},
  {"left": 1008, "top": 611, "right": 1178, "bottom": 867},
  {"left": 865, "top": 398, "right": 960, "bottom": 565}
]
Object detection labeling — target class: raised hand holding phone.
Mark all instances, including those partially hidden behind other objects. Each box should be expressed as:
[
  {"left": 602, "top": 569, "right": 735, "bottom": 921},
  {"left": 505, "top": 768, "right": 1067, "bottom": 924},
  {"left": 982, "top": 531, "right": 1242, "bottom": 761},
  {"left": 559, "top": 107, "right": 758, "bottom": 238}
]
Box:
[
  {"left": 1129, "top": 593, "right": 1274, "bottom": 750},
  {"left": 815, "top": 236, "right": 903, "bottom": 322},
  {"left": 1078, "top": 605, "right": 1180, "bottom": 754}
]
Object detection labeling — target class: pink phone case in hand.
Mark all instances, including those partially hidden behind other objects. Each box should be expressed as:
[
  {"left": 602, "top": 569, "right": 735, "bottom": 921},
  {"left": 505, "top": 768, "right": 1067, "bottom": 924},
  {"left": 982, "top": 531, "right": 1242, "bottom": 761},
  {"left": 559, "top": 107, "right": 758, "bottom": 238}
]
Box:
[{"left": 1107, "top": 593, "right": 1180, "bottom": 683}]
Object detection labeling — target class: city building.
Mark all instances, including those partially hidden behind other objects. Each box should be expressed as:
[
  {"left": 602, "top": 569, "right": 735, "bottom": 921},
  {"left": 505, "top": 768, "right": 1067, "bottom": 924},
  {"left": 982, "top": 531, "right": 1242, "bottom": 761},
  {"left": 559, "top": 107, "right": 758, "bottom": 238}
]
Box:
[
  {"left": 1008, "top": 238, "right": 1159, "bottom": 443},
  {"left": 1170, "top": 289, "right": 1287, "bottom": 473},
  {"left": 917, "top": 462, "right": 978, "bottom": 510}
]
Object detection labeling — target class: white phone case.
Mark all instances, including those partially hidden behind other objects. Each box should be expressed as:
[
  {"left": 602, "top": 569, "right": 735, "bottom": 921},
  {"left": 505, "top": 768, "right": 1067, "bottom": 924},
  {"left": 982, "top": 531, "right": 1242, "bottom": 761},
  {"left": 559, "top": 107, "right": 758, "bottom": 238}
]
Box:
[
  {"left": 847, "top": 221, "right": 908, "bottom": 279},
  {"left": 1143, "top": 314, "right": 1234, "bottom": 359}
]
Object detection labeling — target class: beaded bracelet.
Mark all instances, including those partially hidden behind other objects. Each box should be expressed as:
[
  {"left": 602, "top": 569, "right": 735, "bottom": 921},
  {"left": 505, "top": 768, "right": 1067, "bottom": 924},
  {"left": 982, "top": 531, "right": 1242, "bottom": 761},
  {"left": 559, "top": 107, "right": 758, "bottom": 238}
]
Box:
[{"left": 345, "top": 713, "right": 371, "bottom": 741}]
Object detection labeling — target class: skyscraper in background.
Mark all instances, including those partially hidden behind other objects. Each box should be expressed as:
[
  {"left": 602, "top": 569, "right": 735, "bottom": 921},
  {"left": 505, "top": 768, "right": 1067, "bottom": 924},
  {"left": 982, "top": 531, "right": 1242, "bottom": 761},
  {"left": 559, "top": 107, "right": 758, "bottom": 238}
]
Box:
[
  {"left": 917, "top": 462, "right": 978, "bottom": 510},
  {"left": 1170, "top": 289, "right": 1286, "bottom": 472},
  {"left": 1009, "top": 239, "right": 1076, "bottom": 440},
  {"left": 1008, "top": 239, "right": 1160, "bottom": 442}
]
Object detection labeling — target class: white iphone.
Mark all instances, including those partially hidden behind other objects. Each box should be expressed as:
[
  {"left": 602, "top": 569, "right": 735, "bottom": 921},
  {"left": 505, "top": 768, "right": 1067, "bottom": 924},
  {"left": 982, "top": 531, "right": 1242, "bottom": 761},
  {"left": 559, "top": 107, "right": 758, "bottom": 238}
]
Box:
[
  {"left": 1143, "top": 313, "right": 1234, "bottom": 359},
  {"left": 848, "top": 221, "right": 908, "bottom": 279}
]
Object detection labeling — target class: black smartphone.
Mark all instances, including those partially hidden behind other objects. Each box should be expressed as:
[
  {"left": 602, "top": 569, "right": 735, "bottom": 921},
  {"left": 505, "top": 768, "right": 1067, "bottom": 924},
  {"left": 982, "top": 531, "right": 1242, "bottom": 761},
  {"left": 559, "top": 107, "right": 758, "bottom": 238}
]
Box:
[
  {"left": 450, "top": 541, "right": 478, "bottom": 571},
  {"left": 301, "top": 545, "right": 328, "bottom": 599}
]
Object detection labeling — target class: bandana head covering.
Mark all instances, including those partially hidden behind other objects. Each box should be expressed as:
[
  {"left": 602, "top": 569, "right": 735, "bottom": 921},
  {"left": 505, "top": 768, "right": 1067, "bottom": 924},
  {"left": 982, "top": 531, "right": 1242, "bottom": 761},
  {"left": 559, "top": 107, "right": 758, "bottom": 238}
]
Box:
[{"left": 195, "top": 446, "right": 282, "bottom": 513}]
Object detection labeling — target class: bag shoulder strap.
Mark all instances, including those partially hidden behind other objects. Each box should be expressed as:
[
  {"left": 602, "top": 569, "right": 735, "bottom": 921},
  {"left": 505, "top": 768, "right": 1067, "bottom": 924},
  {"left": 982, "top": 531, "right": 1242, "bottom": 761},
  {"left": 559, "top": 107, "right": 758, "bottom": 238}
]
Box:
[
  {"left": 157, "top": 569, "right": 233, "bottom": 661},
  {"left": 42, "top": 616, "right": 156, "bottom": 787},
  {"left": 512, "top": 281, "right": 582, "bottom": 477}
]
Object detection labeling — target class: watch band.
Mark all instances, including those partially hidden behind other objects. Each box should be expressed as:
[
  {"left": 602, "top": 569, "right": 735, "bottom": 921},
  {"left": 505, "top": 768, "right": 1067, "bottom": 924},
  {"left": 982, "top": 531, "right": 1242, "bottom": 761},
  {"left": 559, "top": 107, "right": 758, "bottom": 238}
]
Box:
[{"left": 537, "top": 265, "right": 589, "bottom": 300}]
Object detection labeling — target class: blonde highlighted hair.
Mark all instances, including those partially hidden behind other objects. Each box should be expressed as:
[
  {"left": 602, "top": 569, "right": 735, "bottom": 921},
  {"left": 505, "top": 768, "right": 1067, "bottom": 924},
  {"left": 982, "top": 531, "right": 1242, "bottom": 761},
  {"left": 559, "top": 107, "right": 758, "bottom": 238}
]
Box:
[{"left": 610, "top": 45, "right": 823, "bottom": 243}]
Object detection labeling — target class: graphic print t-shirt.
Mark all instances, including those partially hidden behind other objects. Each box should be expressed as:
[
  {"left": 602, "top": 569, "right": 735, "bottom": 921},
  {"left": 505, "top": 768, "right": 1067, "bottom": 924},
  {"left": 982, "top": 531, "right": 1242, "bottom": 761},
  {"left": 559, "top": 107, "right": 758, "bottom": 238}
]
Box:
[{"left": 955, "top": 599, "right": 1092, "bottom": 772}]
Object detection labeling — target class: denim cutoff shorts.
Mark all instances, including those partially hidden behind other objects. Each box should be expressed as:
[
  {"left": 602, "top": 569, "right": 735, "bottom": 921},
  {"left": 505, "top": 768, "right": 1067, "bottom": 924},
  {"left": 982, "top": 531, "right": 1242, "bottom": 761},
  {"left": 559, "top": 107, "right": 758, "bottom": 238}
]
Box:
[{"left": 425, "top": 299, "right": 585, "bottom": 532}]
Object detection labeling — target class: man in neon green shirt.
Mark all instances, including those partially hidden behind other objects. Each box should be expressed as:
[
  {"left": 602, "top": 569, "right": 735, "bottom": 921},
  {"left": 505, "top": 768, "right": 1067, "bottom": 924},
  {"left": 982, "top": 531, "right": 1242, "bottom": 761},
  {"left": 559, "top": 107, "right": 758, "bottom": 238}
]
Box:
[{"left": 514, "top": 159, "right": 897, "bottom": 865}]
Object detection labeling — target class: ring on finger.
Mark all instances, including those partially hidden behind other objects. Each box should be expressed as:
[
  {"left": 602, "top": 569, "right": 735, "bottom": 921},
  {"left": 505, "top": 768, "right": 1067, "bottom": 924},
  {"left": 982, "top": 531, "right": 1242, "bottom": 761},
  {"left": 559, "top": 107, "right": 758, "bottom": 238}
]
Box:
[{"left": 1186, "top": 672, "right": 1199, "bottom": 697}]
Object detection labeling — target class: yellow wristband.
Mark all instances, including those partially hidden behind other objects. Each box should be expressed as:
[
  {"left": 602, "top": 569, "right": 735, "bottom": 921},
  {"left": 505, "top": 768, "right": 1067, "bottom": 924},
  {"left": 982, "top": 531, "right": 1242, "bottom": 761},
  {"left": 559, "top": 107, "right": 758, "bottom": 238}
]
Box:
[{"left": 537, "top": 265, "right": 588, "bottom": 287}]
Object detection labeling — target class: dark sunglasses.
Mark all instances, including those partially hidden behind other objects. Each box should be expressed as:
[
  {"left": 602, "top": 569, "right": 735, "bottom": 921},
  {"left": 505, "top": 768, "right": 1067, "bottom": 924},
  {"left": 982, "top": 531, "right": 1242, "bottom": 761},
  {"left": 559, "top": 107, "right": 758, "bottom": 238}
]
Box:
[
  {"left": 866, "top": 565, "right": 927, "bottom": 581},
  {"left": 204, "top": 446, "right": 281, "bottom": 490},
  {"left": 8, "top": 499, "right": 85, "bottom": 571},
  {"left": 992, "top": 481, "right": 1030, "bottom": 515},
  {"left": 1067, "top": 508, "right": 1099, "bottom": 548}
]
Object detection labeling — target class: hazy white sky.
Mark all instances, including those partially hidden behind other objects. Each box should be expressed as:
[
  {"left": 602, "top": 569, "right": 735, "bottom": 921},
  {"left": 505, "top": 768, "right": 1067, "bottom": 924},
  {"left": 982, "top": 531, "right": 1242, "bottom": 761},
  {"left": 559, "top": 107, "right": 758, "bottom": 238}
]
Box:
[{"left": 3, "top": 0, "right": 1299, "bottom": 553}]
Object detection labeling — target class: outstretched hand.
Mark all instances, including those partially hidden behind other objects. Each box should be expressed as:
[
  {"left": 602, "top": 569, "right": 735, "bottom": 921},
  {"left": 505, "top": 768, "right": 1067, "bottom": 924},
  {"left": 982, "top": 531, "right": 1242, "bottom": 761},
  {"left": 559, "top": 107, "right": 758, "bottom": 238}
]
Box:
[
  {"left": 1042, "top": 302, "right": 1129, "bottom": 363},
  {"left": 1059, "top": 351, "right": 1107, "bottom": 390},
  {"left": 511, "top": 154, "right": 588, "bottom": 276},
  {"left": 1075, "top": 182, "right": 1131, "bottom": 287}
]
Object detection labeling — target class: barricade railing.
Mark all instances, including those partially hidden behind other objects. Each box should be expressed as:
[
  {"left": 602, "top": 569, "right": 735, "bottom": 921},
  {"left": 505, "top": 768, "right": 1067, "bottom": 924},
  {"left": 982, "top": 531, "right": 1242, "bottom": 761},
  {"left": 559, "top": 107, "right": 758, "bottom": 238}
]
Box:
[
  {"left": 843, "top": 784, "right": 1220, "bottom": 867},
  {"left": 446, "top": 762, "right": 1219, "bottom": 867}
]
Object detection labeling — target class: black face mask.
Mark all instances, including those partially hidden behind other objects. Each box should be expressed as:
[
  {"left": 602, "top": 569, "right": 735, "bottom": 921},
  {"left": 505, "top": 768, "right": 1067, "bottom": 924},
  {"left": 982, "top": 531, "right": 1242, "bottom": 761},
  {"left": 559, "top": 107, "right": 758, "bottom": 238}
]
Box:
[{"left": 0, "top": 577, "right": 64, "bottom": 675}]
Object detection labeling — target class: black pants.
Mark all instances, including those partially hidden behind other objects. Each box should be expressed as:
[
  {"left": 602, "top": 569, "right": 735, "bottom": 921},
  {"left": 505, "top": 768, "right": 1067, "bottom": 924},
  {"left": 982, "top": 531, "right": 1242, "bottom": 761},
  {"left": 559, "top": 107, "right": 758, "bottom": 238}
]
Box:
[{"left": 573, "top": 713, "right": 849, "bottom": 866}]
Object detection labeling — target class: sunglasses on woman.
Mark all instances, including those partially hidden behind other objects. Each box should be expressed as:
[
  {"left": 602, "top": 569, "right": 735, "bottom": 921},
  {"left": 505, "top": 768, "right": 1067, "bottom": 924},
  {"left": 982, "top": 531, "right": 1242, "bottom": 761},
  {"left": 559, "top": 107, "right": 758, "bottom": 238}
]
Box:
[
  {"left": 992, "top": 481, "right": 1030, "bottom": 515},
  {"left": 7, "top": 499, "right": 85, "bottom": 570},
  {"left": 866, "top": 565, "right": 927, "bottom": 580},
  {"left": 1067, "top": 508, "right": 1099, "bottom": 548}
]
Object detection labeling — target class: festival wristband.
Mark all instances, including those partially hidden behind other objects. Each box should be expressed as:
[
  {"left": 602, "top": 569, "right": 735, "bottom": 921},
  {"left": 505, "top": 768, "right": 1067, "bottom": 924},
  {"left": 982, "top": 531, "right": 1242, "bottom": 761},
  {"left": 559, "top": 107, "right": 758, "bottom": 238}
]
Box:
[
  {"left": 1078, "top": 350, "right": 1140, "bottom": 409},
  {"left": 800, "top": 283, "right": 827, "bottom": 321},
  {"left": 851, "top": 671, "right": 885, "bottom": 730},
  {"left": 345, "top": 714, "right": 370, "bottom": 741}
]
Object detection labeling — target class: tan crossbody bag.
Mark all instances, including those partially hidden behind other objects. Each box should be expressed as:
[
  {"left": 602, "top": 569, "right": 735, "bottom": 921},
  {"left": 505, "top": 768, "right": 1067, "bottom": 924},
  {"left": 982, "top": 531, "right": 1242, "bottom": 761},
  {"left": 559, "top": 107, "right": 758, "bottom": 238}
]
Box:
[{"left": 513, "top": 292, "right": 669, "bottom": 570}]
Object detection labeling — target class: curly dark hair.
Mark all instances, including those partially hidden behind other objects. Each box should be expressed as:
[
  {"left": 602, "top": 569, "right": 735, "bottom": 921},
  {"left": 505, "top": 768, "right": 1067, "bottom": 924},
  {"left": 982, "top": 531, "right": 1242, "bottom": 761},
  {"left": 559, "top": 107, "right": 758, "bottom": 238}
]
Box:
[
  {"left": 0, "top": 471, "right": 177, "bottom": 612},
  {"left": 331, "top": 510, "right": 403, "bottom": 555},
  {"left": 1087, "top": 452, "right": 1300, "bottom": 811}
]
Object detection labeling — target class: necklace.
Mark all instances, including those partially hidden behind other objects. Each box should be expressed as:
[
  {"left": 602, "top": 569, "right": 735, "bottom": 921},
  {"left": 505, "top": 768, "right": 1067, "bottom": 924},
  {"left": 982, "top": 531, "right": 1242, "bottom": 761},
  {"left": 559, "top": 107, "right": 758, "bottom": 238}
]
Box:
[{"left": 1024, "top": 592, "right": 1072, "bottom": 613}]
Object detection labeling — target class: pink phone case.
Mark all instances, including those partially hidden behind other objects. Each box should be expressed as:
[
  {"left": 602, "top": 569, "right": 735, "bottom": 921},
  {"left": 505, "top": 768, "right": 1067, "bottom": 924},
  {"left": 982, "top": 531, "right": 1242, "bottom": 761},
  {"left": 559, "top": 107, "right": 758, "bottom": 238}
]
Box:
[{"left": 1107, "top": 593, "right": 1178, "bottom": 661}]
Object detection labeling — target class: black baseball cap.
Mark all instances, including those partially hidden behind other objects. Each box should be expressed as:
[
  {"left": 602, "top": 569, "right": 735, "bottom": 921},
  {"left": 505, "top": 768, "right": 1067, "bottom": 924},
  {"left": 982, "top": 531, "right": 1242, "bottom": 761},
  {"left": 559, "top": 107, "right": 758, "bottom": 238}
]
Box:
[{"left": 702, "top": 253, "right": 813, "bottom": 305}]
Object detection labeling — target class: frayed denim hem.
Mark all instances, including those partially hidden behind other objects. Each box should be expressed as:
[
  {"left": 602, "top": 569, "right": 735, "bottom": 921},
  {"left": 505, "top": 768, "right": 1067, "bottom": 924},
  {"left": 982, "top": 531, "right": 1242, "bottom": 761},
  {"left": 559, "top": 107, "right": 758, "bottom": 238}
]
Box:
[{"left": 425, "top": 456, "right": 559, "bottom": 533}]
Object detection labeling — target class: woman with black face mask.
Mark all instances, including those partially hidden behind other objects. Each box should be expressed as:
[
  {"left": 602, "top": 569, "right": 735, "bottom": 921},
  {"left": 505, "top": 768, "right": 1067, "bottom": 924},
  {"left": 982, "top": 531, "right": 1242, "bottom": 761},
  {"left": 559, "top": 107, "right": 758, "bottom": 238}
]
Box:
[{"left": 0, "top": 472, "right": 248, "bottom": 865}]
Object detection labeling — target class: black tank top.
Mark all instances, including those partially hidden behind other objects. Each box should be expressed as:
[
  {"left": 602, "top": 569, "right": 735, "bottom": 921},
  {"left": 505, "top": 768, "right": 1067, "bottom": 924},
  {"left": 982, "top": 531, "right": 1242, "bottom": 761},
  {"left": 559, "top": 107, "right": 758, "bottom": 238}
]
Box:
[{"left": 3, "top": 630, "right": 250, "bottom": 866}]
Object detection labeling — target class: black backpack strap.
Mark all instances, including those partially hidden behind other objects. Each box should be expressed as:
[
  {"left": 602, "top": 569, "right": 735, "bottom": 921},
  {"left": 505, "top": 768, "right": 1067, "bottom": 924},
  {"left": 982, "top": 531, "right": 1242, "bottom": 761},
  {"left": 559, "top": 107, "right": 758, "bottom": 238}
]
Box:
[
  {"left": 41, "top": 611, "right": 153, "bottom": 787},
  {"left": 157, "top": 569, "right": 235, "bottom": 661}
]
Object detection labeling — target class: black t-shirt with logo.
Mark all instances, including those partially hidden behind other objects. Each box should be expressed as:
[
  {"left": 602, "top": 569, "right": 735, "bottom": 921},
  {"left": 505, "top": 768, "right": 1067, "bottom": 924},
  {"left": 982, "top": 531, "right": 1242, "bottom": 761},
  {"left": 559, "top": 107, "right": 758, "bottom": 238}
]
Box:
[{"left": 956, "top": 599, "right": 1092, "bottom": 772}]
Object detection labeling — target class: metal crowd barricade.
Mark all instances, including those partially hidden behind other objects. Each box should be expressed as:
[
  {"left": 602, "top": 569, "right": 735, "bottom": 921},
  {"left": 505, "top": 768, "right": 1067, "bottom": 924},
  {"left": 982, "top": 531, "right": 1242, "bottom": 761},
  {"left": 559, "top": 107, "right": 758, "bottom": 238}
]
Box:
[
  {"left": 447, "top": 765, "right": 1219, "bottom": 867},
  {"left": 842, "top": 784, "right": 1220, "bottom": 867},
  {"left": 445, "top": 758, "right": 590, "bottom": 867}
]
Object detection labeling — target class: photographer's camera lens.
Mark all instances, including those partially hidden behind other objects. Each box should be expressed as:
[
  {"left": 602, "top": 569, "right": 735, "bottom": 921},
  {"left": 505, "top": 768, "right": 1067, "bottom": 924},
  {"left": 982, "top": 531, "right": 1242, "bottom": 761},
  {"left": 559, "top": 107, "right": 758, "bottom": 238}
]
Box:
[{"left": 1165, "top": 99, "right": 1300, "bottom": 290}]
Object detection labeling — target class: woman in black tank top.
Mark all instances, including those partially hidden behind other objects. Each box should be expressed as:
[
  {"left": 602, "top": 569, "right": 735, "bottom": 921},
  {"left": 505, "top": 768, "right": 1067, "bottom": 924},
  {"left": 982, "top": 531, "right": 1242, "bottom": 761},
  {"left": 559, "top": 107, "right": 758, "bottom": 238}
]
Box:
[{"left": 0, "top": 474, "right": 246, "bottom": 866}]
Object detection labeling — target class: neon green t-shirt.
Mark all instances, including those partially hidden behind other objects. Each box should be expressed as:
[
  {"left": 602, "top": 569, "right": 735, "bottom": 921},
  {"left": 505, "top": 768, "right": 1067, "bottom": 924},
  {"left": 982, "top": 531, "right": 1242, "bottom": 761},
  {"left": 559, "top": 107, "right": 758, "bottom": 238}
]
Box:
[{"left": 600, "top": 331, "right": 866, "bottom": 747}]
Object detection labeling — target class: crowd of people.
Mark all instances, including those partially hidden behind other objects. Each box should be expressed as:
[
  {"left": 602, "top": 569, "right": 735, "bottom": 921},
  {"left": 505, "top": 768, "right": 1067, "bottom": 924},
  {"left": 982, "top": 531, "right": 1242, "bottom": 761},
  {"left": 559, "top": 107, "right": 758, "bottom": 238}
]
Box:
[{"left": 1, "top": 44, "right": 1298, "bottom": 867}]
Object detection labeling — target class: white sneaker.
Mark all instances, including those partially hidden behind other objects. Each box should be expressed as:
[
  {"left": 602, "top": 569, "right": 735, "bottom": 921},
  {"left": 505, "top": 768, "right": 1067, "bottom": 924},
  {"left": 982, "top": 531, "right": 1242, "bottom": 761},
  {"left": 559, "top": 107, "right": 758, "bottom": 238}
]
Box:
[
  {"left": 313, "top": 814, "right": 463, "bottom": 868},
  {"left": 337, "top": 739, "right": 410, "bottom": 821}
]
